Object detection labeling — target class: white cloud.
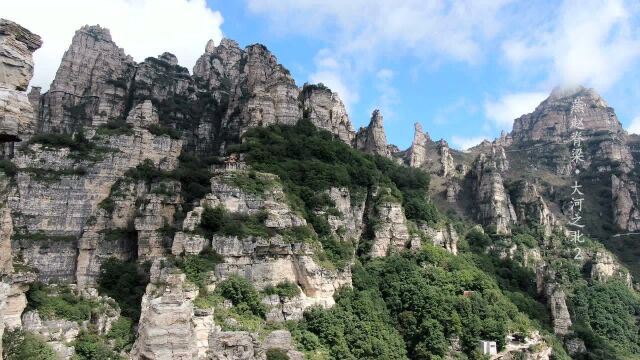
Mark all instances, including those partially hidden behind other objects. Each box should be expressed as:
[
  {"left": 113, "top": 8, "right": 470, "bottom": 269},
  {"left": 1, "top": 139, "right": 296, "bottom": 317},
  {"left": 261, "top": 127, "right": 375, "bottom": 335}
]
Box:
[
  {"left": 451, "top": 135, "right": 487, "bottom": 151},
  {"left": 4, "top": 0, "right": 224, "bottom": 90},
  {"left": 309, "top": 49, "right": 359, "bottom": 110},
  {"left": 627, "top": 115, "right": 640, "bottom": 134},
  {"left": 502, "top": 0, "right": 640, "bottom": 91},
  {"left": 248, "top": 0, "right": 513, "bottom": 108},
  {"left": 372, "top": 68, "right": 399, "bottom": 120},
  {"left": 484, "top": 92, "right": 548, "bottom": 128}
]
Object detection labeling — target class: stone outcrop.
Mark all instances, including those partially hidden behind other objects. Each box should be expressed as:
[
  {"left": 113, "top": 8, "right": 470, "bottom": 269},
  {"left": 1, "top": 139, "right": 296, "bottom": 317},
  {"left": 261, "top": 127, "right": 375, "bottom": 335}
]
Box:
[
  {"left": 0, "top": 19, "right": 42, "bottom": 144},
  {"left": 438, "top": 139, "right": 456, "bottom": 177},
  {"left": 355, "top": 109, "right": 392, "bottom": 158},
  {"left": 590, "top": 250, "right": 632, "bottom": 287},
  {"left": 544, "top": 283, "right": 572, "bottom": 336},
  {"left": 300, "top": 84, "right": 355, "bottom": 144},
  {"left": 323, "top": 187, "right": 366, "bottom": 242},
  {"left": 420, "top": 223, "right": 459, "bottom": 255},
  {"left": 407, "top": 122, "right": 429, "bottom": 168},
  {"left": 473, "top": 144, "right": 516, "bottom": 234},
  {"left": 131, "top": 261, "right": 202, "bottom": 360},
  {"left": 213, "top": 235, "right": 351, "bottom": 310},
  {"left": 370, "top": 192, "right": 410, "bottom": 257},
  {"left": 0, "top": 19, "right": 42, "bottom": 91}
]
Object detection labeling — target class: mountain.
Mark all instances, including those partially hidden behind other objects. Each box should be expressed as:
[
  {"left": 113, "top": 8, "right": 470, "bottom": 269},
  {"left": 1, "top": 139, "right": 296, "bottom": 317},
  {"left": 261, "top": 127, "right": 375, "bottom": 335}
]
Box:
[{"left": 1, "top": 18, "right": 640, "bottom": 360}]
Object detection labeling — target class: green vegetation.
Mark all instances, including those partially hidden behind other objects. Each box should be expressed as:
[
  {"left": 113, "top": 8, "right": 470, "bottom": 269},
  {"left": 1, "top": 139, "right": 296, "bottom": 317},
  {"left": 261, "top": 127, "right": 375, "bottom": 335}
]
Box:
[
  {"left": 12, "top": 230, "right": 76, "bottom": 242},
  {"left": 198, "top": 206, "right": 274, "bottom": 239},
  {"left": 96, "top": 121, "right": 134, "bottom": 136},
  {"left": 291, "top": 245, "right": 539, "bottom": 360},
  {"left": 266, "top": 348, "right": 290, "bottom": 360},
  {"left": 174, "top": 251, "right": 224, "bottom": 288},
  {"left": 263, "top": 280, "right": 301, "bottom": 299},
  {"left": 227, "top": 119, "right": 440, "bottom": 268},
  {"left": 216, "top": 275, "right": 267, "bottom": 318},
  {"left": 225, "top": 170, "right": 277, "bottom": 195},
  {"left": 26, "top": 283, "right": 99, "bottom": 322},
  {"left": 98, "top": 258, "right": 150, "bottom": 321},
  {"left": 27, "top": 130, "right": 112, "bottom": 161},
  {"left": 72, "top": 331, "right": 126, "bottom": 360},
  {"left": 571, "top": 281, "right": 640, "bottom": 358},
  {"left": 0, "top": 159, "right": 18, "bottom": 177},
  {"left": 107, "top": 317, "right": 136, "bottom": 353},
  {"left": 147, "top": 123, "right": 181, "bottom": 139},
  {"left": 2, "top": 329, "right": 58, "bottom": 360}
]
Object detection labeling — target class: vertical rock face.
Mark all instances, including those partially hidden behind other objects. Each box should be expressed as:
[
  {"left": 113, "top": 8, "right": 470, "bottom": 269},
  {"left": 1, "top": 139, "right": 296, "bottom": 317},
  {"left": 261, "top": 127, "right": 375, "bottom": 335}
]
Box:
[
  {"left": 300, "top": 84, "right": 355, "bottom": 144},
  {"left": 612, "top": 174, "right": 640, "bottom": 231},
  {"left": 0, "top": 19, "right": 42, "bottom": 142},
  {"left": 408, "top": 122, "right": 429, "bottom": 168},
  {"left": 473, "top": 144, "right": 516, "bottom": 234},
  {"left": 510, "top": 181, "right": 557, "bottom": 236},
  {"left": 355, "top": 109, "right": 392, "bottom": 158},
  {"left": 40, "top": 25, "right": 136, "bottom": 132},
  {"left": 544, "top": 283, "right": 572, "bottom": 336}
]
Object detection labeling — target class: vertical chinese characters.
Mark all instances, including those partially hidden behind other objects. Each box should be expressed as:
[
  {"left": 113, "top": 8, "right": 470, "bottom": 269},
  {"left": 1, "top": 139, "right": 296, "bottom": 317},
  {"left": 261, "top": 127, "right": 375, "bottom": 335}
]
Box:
[{"left": 568, "top": 99, "right": 586, "bottom": 259}]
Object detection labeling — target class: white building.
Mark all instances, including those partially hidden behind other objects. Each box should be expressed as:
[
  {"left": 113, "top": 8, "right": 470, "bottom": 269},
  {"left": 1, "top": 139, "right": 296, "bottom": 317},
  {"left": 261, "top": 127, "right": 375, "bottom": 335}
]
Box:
[{"left": 480, "top": 340, "right": 498, "bottom": 356}]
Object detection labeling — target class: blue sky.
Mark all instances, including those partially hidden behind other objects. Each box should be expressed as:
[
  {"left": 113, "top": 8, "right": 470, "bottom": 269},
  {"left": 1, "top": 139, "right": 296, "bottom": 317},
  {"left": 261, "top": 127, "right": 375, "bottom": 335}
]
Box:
[
  {"left": 210, "top": 0, "right": 640, "bottom": 150},
  {"left": 6, "top": 0, "right": 640, "bottom": 150}
]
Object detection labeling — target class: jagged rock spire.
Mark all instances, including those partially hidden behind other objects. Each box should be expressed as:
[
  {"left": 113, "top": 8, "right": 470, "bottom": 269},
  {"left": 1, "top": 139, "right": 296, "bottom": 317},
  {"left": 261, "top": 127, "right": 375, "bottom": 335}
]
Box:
[
  {"left": 355, "top": 109, "right": 391, "bottom": 158},
  {"left": 408, "top": 122, "right": 429, "bottom": 167}
]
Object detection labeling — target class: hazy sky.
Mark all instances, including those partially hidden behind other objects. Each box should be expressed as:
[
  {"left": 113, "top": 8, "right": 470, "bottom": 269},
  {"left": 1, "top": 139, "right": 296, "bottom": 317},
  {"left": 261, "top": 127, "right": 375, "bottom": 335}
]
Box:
[{"left": 5, "top": 0, "right": 640, "bottom": 150}]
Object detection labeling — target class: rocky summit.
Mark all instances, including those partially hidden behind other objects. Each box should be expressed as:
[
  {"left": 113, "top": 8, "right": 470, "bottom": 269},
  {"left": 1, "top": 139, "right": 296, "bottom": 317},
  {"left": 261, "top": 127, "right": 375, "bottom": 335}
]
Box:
[{"left": 0, "top": 18, "right": 639, "bottom": 360}]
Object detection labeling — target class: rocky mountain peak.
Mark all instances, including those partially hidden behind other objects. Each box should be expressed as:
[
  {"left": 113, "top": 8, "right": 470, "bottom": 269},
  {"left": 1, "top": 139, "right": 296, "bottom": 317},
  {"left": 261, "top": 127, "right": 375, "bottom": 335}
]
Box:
[
  {"left": 158, "top": 52, "right": 179, "bottom": 66},
  {"left": 355, "top": 109, "right": 391, "bottom": 158},
  {"left": 511, "top": 85, "right": 622, "bottom": 144},
  {"left": 300, "top": 83, "right": 355, "bottom": 144},
  {"left": 78, "top": 24, "right": 114, "bottom": 42}
]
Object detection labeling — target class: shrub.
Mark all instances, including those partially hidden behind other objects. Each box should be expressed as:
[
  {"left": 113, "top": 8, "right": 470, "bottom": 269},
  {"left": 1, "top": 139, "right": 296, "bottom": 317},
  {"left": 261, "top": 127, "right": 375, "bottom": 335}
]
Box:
[
  {"left": 2, "top": 329, "right": 57, "bottom": 360},
  {"left": 73, "top": 331, "right": 125, "bottom": 360},
  {"left": 0, "top": 159, "right": 18, "bottom": 177},
  {"left": 175, "top": 251, "right": 223, "bottom": 288},
  {"left": 200, "top": 206, "right": 225, "bottom": 234},
  {"left": 266, "top": 348, "right": 290, "bottom": 360},
  {"left": 216, "top": 275, "right": 266, "bottom": 318},
  {"left": 147, "top": 124, "right": 181, "bottom": 139},
  {"left": 98, "top": 258, "right": 149, "bottom": 321},
  {"left": 96, "top": 121, "right": 134, "bottom": 136},
  {"left": 264, "top": 280, "right": 301, "bottom": 298},
  {"left": 26, "top": 283, "right": 97, "bottom": 322},
  {"left": 107, "top": 317, "right": 136, "bottom": 352}
]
